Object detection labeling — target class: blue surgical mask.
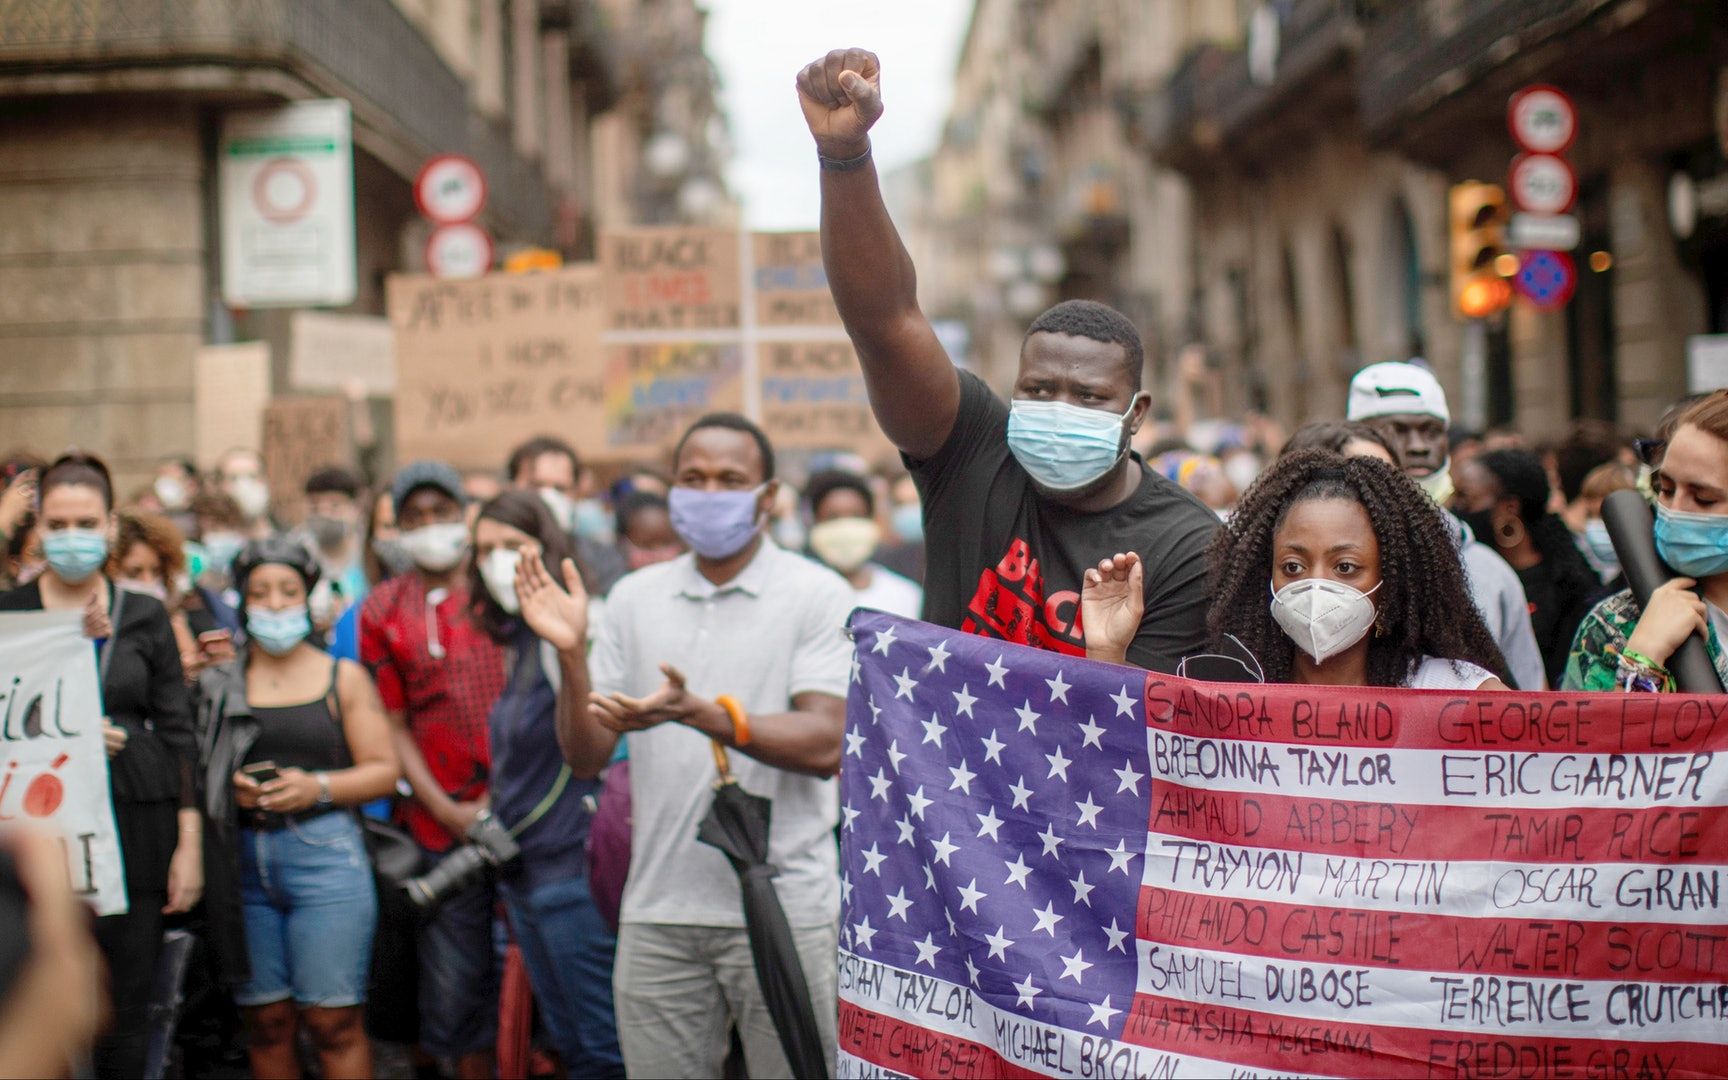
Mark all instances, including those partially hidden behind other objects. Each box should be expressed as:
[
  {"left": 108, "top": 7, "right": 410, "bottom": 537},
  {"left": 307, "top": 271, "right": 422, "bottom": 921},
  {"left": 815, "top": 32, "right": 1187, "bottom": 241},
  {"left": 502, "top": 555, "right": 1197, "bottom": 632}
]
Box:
[
  {"left": 202, "top": 531, "right": 246, "bottom": 573},
  {"left": 574, "top": 498, "right": 613, "bottom": 542},
  {"left": 669, "top": 485, "right": 765, "bottom": 560},
  {"left": 1654, "top": 503, "right": 1728, "bottom": 578},
  {"left": 247, "top": 604, "right": 312, "bottom": 657},
  {"left": 1006, "top": 398, "right": 1136, "bottom": 492},
  {"left": 890, "top": 503, "right": 923, "bottom": 544},
  {"left": 41, "top": 528, "right": 109, "bottom": 584},
  {"left": 1579, "top": 519, "right": 1621, "bottom": 580}
]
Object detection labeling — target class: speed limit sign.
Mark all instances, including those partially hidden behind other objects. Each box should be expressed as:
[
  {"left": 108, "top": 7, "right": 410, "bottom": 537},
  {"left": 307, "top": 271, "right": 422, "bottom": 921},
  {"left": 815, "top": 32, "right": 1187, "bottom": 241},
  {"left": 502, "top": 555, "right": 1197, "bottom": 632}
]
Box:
[
  {"left": 425, "top": 223, "right": 494, "bottom": 280},
  {"left": 1509, "top": 153, "right": 1577, "bottom": 215}
]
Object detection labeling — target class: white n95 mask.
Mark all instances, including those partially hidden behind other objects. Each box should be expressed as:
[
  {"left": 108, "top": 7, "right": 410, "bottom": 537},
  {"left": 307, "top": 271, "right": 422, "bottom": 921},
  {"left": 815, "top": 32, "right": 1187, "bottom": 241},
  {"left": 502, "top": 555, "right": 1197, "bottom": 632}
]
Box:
[{"left": 1269, "top": 577, "right": 1381, "bottom": 664}]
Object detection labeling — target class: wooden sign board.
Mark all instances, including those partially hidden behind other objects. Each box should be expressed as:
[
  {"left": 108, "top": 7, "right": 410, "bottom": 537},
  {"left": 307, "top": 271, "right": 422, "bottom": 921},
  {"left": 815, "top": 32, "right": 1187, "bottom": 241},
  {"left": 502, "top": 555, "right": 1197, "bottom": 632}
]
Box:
[
  {"left": 388, "top": 265, "right": 607, "bottom": 470},
  {"left": 262, "top": 396, "right": 352, "bottom": 526}
]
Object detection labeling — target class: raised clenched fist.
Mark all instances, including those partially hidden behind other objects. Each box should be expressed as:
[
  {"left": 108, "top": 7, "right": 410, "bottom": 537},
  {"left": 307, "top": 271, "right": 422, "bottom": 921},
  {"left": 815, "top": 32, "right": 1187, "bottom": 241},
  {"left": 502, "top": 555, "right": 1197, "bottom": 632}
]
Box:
[{"left": 795, "top": 48, "right": 883, "bottom": 159}]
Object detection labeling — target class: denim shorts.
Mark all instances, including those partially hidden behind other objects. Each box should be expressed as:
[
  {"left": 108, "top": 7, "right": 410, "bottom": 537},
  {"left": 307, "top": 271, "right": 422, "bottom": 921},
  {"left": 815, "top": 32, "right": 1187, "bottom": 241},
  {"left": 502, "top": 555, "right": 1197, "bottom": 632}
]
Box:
[{"left": 234, "top": 811, "right": 377, "bottom": 1008}]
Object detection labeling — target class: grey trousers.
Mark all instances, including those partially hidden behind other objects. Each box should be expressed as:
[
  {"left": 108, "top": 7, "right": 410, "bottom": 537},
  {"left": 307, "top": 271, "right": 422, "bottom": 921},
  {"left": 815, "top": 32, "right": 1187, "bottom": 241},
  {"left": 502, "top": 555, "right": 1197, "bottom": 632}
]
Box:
[{"left": 614, "top": 921, "right": 839, "bottom": 1079}]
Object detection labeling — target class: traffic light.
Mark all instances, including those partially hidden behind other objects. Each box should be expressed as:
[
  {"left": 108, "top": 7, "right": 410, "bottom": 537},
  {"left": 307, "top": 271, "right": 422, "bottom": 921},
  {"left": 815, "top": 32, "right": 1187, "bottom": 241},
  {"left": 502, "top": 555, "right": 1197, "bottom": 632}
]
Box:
[{"left": 1449, "top": 182, "right": 1512, "bottom": 319}]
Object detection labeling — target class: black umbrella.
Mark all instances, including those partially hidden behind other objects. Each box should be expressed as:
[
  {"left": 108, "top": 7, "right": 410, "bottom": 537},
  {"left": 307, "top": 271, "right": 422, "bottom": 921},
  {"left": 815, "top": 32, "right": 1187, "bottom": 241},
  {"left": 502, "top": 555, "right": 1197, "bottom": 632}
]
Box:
[{"left": 697, "top": 741, "right": 830, "bottom": 1079}]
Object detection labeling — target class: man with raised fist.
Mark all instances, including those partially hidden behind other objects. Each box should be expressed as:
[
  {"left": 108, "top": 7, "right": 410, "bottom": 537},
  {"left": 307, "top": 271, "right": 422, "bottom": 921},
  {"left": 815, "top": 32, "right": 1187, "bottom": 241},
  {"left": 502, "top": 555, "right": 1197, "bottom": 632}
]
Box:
[{"left": 795, "top": 49, "right": 1217, "bottom": 676}]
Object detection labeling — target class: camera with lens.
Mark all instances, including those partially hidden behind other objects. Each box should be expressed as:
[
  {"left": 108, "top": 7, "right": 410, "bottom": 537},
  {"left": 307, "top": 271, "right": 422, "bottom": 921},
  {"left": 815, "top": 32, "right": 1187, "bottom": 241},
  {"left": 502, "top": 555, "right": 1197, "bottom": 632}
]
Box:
[{"left": 403, "top": 811, "right": 519, "bottom": 911}]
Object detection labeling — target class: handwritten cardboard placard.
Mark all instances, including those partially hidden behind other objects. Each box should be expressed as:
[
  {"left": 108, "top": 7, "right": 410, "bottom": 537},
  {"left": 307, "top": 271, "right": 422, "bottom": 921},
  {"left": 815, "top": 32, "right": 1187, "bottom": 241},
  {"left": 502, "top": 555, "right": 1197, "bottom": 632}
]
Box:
[
  {"left": 388, "top": 266, "right": 607, "bottom": 468},
  {"left": 0, "top": 612, "right": 126, "bottom": 915},
  {"left": 756, "top": 341, "right": 890, "bottom": 455},
  {"left": 601, "top": 229, "right": 740, "bottom": 332},
  {"left": 262, "top": 396, "right": 352, "bottom": 526},
  {"left": 753, "top": 231, "right": 841, "bottom": 327},
  {"left": 601, "top": 342, "right": 746, "bottom": 457},
  {"left": 289, "top": 310, "right": 396, "bottom": 396}
]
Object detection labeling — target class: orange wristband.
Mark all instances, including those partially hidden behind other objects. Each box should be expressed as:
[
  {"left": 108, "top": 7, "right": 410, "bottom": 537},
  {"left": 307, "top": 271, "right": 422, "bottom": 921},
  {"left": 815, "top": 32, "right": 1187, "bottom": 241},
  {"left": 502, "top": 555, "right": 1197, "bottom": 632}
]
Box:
[{"left": 716, "top": 695, "right": 751, "bottom": 746}]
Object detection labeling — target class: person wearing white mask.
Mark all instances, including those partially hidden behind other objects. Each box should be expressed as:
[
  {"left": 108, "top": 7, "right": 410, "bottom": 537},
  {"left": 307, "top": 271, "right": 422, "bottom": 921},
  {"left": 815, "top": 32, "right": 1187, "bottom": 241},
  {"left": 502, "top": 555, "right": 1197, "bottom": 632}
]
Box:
[
  {"left": 465, "top": 491, "right": 622, "bottom": 1076},
  {"left": 1083, "top": 449, "right": 1510, "bottom": 691},
  {"left": 0, "top": 452, "right": 204, "bottom": 1078},
  {"left": 802, "top": 469, "right": 921, "bottom": 618},
  {"left": 216, "top": 447, "right": 276, "bottom": 541},
  {"left": 795, "top": 47, "right": 1217, "bottom": 675},
  {"left": 1347, "top": 361, "right": 1547, "bottom": 689},
  {"left": 357, "top": 460, "right": 507, "bottom": 1077},
  {"left": 506, "top": 435, "right": 629, "bottom": 597}
]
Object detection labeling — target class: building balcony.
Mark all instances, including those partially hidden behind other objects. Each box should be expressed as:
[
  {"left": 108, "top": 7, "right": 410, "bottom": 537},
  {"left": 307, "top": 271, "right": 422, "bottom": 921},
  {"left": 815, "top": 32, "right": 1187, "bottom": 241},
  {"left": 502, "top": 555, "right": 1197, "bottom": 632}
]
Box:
[
  {"left": 544, "top": 0, "right": 621, "bottom": 112},
  {"left": 0, "top": 0, "right": 555, "bottom": 235},
  {"left": 1137, "top": 0, "right": 1363, "bottom": 175},
  {"left": 1356, "top": 0, "right": 1678, "bottom": 165}
]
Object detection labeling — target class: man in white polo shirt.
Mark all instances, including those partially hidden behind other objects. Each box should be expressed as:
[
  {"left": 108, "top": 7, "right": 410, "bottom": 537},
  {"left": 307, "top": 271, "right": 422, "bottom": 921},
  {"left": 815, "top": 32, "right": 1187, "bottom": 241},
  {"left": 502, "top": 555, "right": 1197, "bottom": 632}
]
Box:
[{"left": 520, "top": 412, "right": 852, "bottom": 1078}]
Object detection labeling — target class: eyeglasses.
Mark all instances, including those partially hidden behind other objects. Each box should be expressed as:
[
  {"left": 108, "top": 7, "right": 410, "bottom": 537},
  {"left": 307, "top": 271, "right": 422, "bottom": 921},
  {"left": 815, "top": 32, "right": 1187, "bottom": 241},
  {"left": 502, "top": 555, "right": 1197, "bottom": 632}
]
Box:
[{"left": 1633, "top": 437, "right": 1665, "bottom": 468}]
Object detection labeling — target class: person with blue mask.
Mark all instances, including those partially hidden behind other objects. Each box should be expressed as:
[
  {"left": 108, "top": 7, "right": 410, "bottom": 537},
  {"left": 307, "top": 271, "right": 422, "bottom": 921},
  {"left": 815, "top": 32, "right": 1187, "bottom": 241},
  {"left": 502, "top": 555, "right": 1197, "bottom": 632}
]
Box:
[
  {"left": 522, "top": 411, "right": 853, "bottom": 1077},
  {"left": 1564, "top": 390, "right": 1728, "bottom": 691},
  {"left": 0, "top": 452, "right": 203, "bottom": 1079},
  {"left": 794, "top": 48, "right": 1217, "bottom": 674},
  {"left": 197, "top": 537, "right": 400, "bottom": 1079}
]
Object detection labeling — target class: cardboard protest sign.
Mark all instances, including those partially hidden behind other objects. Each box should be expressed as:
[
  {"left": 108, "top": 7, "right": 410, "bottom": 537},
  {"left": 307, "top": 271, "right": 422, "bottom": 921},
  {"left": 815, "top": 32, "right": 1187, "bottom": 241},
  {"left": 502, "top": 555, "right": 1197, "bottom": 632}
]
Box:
[
  {"left": 601, "top": 229, "right": 740, "bottom": 332},
  {"left": 193, "top": 342, "right": 270, "bottom": 471},
  {"left": 388, "top": 266, "right": 607, "bottom": 468},
  {"left": 756, "top": 341, "right": 890, "bottom": 455},
  {"left": 752, "top": 231, "right": 841, "bottom": 327},
  {"left": 289, "top": 311, "right": 396, "bottom": 396},
  {"left": 0, "top": 612, "right": 126, "bottom": 915},
  {"left": 261, "top": 396, "right": 352, "bottom": 526},
  {"left": 601, "top": 343, "right": 746, "bottom": 457},
  {"left": 841, "top": 609, "right": 1728, "bottom": 1078}
]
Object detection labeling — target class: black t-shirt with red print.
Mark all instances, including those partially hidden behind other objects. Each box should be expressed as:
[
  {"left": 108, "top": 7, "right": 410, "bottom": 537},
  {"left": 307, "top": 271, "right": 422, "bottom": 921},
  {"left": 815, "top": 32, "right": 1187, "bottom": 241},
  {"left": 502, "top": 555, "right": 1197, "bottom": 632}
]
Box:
[{"left": 908, "top": 370, "right": 1218, "bottom": 673}]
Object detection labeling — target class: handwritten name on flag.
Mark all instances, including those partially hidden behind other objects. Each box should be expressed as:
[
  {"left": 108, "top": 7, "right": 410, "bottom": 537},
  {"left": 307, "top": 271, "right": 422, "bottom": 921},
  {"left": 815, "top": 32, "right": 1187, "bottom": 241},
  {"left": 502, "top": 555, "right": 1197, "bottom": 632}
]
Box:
[{"left": 837, "top": 610, "right": 1727, "bottom": 1078}]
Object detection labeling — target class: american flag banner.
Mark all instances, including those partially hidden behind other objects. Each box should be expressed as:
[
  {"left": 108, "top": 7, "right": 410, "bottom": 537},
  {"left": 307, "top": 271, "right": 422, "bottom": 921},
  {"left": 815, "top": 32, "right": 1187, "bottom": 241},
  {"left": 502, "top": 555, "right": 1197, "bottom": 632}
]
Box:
[{"left": 836, "top": 610, "right": 1728, "bottom": 1078}]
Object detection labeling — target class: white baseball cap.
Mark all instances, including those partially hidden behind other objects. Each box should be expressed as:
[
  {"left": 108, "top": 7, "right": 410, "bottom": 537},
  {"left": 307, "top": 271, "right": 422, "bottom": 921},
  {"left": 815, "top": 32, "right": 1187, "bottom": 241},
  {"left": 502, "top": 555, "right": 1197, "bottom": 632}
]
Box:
[{"left": 1346, "top": 361, "right": 1450, "bottom": 425}]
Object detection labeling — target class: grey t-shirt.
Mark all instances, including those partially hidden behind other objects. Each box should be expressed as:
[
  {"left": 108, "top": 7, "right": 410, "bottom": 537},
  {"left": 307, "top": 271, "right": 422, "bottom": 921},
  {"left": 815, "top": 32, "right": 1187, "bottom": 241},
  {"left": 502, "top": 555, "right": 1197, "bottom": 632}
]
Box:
[{"left": 589, "top": 541, "right": 854, "bottom": 928}]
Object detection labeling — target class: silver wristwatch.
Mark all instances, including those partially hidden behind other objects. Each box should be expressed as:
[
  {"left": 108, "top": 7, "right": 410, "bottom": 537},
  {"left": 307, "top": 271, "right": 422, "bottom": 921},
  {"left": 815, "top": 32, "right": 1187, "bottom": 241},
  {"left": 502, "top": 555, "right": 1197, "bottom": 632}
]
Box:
[{"left": 314, "top": 772, "right": 333, "bottom": 807}]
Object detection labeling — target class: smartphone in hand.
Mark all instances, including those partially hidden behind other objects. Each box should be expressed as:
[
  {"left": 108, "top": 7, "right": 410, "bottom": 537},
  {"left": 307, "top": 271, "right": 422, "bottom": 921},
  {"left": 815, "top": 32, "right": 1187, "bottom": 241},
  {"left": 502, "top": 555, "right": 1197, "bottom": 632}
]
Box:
[{"left": 241, "top": 761, "right": 280, "bottom": 786}]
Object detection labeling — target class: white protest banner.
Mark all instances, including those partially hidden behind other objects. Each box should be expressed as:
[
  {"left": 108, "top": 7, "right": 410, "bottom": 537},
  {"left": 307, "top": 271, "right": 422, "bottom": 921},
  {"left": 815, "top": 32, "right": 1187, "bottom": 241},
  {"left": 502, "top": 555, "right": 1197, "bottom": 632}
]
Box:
[{"left": 0, "top": 612, "right": 125, "bottom": 915}]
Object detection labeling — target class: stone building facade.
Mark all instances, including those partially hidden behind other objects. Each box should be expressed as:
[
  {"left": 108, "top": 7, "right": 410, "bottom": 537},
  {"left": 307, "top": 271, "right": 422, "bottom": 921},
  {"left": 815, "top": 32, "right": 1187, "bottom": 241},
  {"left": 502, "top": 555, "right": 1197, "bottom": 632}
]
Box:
[
  {"left": 0, "top": 0, "right": 729, "bottom": 486},
  {"left": 916, "top": 0, "right": 1728, "bottom": 436}
]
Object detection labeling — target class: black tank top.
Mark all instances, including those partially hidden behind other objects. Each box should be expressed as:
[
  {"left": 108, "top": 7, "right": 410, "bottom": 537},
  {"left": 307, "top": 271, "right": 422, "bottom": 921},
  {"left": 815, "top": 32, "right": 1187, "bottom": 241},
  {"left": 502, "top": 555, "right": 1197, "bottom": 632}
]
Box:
[{"left": 243, "top": 661, "right": 354, "bottom": 773}]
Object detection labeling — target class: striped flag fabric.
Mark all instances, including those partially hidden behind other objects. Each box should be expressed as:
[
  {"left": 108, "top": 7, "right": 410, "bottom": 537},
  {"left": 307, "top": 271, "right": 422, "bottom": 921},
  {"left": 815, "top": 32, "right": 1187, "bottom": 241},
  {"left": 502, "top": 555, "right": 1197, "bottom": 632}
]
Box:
[{"left": 837, "top": 609, "right": 1728, "bottom": 1078}]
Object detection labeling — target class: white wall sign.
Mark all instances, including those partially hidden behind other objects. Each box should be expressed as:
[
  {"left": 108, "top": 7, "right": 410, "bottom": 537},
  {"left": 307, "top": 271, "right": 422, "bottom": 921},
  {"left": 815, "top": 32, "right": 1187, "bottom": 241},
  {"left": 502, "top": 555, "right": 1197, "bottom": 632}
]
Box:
[{"left": 219, "top": 99, "right": 357, "bottom": 308}]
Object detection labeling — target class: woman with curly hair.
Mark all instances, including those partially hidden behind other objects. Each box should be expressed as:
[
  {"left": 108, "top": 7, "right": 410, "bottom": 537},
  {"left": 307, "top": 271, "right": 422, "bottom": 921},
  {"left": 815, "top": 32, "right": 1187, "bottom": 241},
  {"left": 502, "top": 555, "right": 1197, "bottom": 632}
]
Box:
[{"left": 1082, "top": 448, "right": 1509, "bottom": 689}]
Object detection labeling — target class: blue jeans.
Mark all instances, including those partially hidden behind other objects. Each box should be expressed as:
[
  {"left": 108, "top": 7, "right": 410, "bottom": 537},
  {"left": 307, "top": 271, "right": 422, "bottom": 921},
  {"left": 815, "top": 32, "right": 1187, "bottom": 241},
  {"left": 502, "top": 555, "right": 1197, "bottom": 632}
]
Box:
[
  {"left": 416, "top": 844, "right": 501, "bottom": 1058},
  {"left": 234, "top": 812, "right": 376, "bottom": 1008},
  {"left": 501, "top": 872, "right": 623, "bottom": 1078}
]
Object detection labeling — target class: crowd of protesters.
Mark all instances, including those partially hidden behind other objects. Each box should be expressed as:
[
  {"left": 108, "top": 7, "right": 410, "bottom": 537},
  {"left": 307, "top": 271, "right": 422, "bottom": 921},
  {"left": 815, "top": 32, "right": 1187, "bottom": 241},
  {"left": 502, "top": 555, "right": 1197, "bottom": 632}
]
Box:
[{"left": 0, "top": 45, "right": 1725, "bottom": 1080}]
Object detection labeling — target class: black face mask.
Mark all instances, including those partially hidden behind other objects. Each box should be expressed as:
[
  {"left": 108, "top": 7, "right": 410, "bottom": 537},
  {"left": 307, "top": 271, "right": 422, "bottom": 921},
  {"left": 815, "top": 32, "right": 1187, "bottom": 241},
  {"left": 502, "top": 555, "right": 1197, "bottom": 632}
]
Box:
[{"left": 1458, "top": 507, "right": 1499, "bottom": 547}]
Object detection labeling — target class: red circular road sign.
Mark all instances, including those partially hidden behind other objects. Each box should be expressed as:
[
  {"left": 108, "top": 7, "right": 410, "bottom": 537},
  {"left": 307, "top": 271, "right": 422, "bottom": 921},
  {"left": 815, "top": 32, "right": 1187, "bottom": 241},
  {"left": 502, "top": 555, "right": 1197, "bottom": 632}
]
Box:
[
  {"left": 252, "top": 158, "right": 318, "bottom": 223},
  {"left": 1514, "top": 249, "right": 1577, "bottom": 311},
  {"left": 415, "top": 154, "right": 488, "bottom": 225},
  {"left": 1509, "top": 153, "right": 1577, "bottom": 215},
  {"left": 1508, "top": 85, "right": 1577, "bottom": 155},
  {"left": 425, "top": 223, "right": 494, "bottom": 280}
]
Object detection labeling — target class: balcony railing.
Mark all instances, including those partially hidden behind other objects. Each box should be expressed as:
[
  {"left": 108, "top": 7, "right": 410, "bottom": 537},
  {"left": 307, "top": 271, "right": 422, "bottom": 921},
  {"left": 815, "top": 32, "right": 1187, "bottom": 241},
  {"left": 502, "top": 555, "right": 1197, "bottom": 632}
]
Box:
[
  {"left": 0, "top": 0, "right": 556, "bottom": 235},
  {"left": 1357, "top": 0, "right": 1599, "bottom": 136},
  {"left": 1140, "top": 0, "right": 1363, "bottom": 171}
]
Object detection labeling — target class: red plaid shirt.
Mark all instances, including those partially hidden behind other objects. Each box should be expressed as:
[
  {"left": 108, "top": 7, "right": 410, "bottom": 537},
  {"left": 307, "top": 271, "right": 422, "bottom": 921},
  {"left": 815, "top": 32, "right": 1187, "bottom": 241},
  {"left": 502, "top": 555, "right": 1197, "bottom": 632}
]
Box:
[{"left": 359, "top": 575, "right": 505, "bottom": 850}]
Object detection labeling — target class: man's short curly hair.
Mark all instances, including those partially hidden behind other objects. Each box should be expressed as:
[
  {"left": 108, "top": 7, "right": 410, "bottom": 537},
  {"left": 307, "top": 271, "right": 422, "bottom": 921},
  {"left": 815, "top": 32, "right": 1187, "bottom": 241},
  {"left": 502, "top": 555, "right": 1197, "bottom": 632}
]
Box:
[
  {"left": 1024, "top": 300, "right": 1143, "bottom": 388},
  {"left": 1207, "top": 448, "right": 1509, "bottom": 688}
]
